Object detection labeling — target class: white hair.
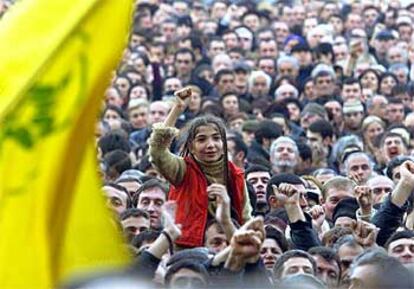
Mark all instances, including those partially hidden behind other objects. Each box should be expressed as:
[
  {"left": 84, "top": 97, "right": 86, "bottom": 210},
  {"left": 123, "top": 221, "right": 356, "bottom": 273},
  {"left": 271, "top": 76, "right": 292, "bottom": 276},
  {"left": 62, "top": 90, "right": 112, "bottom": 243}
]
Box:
[
  {"left": 248, "top": 70, "right": 272, "bottom": 90},
  {"left": 275, "top": 84, "right": 299, "bottom": 99},
  {"left": 270, "top": 136, "right": 299, "bottom": 157},
  {"left": 277, "top": 55, "right": 300, "bottom": 70},
  {"left": 343, "top": 152, "right": 374, "bottom": 175}
]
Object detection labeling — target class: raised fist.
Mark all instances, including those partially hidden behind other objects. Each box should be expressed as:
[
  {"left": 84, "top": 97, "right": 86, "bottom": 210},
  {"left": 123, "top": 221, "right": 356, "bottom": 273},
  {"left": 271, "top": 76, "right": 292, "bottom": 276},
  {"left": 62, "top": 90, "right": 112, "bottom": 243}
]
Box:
[{"left": 354, "top": 186, "right": 373, "bottom": 212}]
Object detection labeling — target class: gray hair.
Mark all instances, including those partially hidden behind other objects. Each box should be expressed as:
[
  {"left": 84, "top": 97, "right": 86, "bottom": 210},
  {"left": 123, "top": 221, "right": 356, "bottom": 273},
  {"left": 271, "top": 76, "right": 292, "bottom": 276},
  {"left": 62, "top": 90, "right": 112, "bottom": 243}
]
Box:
[
  {"left": 248, "top": 70, "right": 272, "bottom": 90},
  {"left": 343, "top": 151, "right": 374, "bottom": 175},
  {"left": 270, "top": 136, "right": 299, "bottom": 156},
  {"left": 388, "top": 63, "right": 409, "bottom": 75},
  {"left": 277, "top": 55, "right": 300, "bottom": 71},
  {"left": 274, "top": 84, "right": 299, "bottom": 99}
]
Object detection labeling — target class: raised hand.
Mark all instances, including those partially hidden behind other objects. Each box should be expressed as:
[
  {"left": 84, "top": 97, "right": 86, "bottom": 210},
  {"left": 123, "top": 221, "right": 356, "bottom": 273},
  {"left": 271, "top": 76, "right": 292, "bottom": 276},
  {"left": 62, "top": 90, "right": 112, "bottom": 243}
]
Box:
[
  {"left": 355, "top": 186, "right": 373, "bottom": 214},
  {"left": 161, "top": 201, "right": 181, "bottom": 241},
  {"left": 207, "top": 184, "right": 231, "bottom": 225},
  {"left": 225, "top": 217, "right": 265, "bottom": 271},
  {"left": 272, "top": 183, "right": 300, "bottom": 207},
  {"left": 310, "top": 205, "right": 326, "bottom": 230},
  {"left": 352, "top": 220, "right": 378, "bottom": 248},
  {"left": 273, "top": 183, "right": 306, "bottom": 223},
  {"left": 174, "top": 87, "right": 192, "bottom": 109},
  {"left": 348, "top": 171, "right": 363, "bottom": 185},
  {"left": 400, "top": 160, "right": 414, "bottom": 187}
]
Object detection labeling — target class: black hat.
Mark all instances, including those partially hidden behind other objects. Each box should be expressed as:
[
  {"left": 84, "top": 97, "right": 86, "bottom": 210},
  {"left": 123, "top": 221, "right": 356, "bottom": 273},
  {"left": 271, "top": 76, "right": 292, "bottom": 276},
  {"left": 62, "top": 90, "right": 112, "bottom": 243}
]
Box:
[
  {"left": 291, "top": 42, "right": 311, "bottom": 53},
  {"left": 332, "top": 197, "right": 359, "bottom": 224},
  {"left": 375, "top": 30, "right": 396, "bottom": 41}
]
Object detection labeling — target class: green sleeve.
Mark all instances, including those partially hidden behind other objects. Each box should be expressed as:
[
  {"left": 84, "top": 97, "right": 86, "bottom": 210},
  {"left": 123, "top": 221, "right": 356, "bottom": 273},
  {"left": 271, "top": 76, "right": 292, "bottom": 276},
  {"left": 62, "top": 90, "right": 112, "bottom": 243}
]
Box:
[{"left": 148, "top": 123, "right": 186, "bottom": 186}]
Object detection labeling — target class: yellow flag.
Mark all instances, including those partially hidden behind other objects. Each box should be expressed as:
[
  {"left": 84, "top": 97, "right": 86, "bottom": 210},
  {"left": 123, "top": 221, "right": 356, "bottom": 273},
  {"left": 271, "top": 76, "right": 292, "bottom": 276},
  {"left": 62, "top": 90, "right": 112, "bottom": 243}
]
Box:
[{"left": 0, "top": 0, "right": 133, "bottom": 288}]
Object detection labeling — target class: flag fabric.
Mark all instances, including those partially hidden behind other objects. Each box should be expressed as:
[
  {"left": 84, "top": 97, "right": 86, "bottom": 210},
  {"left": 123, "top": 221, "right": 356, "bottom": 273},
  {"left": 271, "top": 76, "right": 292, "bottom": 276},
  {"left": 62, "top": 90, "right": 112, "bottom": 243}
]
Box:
[{"left": 0, "top": 0, "right": 133, "bottom": 288}]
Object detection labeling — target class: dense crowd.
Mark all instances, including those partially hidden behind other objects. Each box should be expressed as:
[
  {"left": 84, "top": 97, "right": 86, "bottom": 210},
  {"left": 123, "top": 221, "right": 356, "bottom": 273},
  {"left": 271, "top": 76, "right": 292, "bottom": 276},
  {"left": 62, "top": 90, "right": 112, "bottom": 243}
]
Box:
[{"left": 70, "top": 0, "right": 414, "bottom": 288}]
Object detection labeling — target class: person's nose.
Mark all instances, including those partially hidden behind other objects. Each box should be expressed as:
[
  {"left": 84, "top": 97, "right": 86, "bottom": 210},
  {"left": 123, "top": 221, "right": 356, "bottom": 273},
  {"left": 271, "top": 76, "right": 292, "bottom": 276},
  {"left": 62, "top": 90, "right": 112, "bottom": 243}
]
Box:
[{"left": 147, "top": 201, "right": 156, "bottom": 212}]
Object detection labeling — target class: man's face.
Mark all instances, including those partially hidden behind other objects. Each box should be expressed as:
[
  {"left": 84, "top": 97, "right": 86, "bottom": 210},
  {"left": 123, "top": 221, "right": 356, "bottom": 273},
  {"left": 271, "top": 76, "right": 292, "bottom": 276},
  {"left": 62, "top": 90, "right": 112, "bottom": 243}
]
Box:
[
  {"left": 209, "top": 40, "right": 226, "bottom": 58},
  {"left": 347, "top": 155, "right": 372, "bottom": 184},
  {"left": 363, "top": 8, "right": 379, "bottom": 27},
  {"left": 243, "top": 14, "right": 260, "bottom": 31},
  {"left": 349, "top": 264, "right": 381, "bottom": 289},
  {"left": 278, "top": 62, "right": 298, "bottom": 79},
  {"left": 368, "top": 95, "right": 387, "bottom": 118},
  {"left": 333, "top": 44, "right": 348, "bottom": 62},
  {"left": 388, "top": 49, "right": 405, "bottom": 65},
  {"left": 337, "top": 244, "right": 364, "bottom": 284},
  {"left": 121, "top": 215, "right": 150, "bottom": 237},
  {"left": 149, "top": 102, "right": 169, "bottom": 125},
  {"left": 312, "top": 255, "right": 340, "bottom": 288},
  {"left": 162, "top": 22, "right": 177, "bottom": 42},
  {"left": 399, "top": 24, "right": 413, "bottom": 43},
  {"left": 325, "top": 101, "right": 343, "bottom": 124},
  {"left": 388, "top": 238, "right": 414, "bottom": 265},
  {"left": 303, "top": 18, "right": 318, "bottom": 35},
  {"left": 343, "top": 111, "right": 364, "bottom": 130},
  {"left": 345, "top": 14, "right": 363, "bottom": 31},
  {"left": 382, "top": 136, "right": 407, "bottom": 162},
  {"left": 387, "top": 103, "right": 405, "bottom": 124},
  {"left": 281, "top": 257, "right": 314, "bottom": 279},
  {"left": 272, "top": 22, "right": 289, "bottom": 45},
  {"left": 306, "top": 130, "right": 324, "bottom": 150},
  {"left": 261, "top": 238, "right": 283, "bottom": 271},
  {"left": 342, "top": 83, "right": 361, "bottom": 102},
  {"left": 250, "top": 76, "right": 269, "bottom": 97},
  {"left": 258, "top": 59, "right": 276, "bottom": 77},
  {"left": 259, "top": 40, "right": 278, "bottom": 58},
  {"left": 217, "top": 74, "right": 235, "bottom": 95},
  {"left": 137, "top": 187, "right": 166, "bottom": 229},
  {"left": 129, "top": 106, "right": 148, "bottom": 130},
  {"left": 335, "top": 216, "right": 355, "bottom": 229},
  {"left": 175, "top": 52, "right": 194, "bottom": 78},
  {"left": 246, "top": 171, "right": 271, "bottom": 204},
  {"left": 222, "top": 32, "right": 239, "bottom": 50},
  {"left": 169, "top": 268, "right": 207, "bottom": 289},
  {"left": 103, "top": 186, "right": 128, "bottom": 215},
  {"left": 271, "top": 142, "right": 298, "bottom": 171},
  {"left": 292, "top": 50, "right": 312, "bottom": 67},
  {"left": 323, "top": 188, "right": 354, "bottom": 220},
  {"left": 234, "top": 72, "right": 248, "bottom": 94},
  {"left": 222, "top": 94, "right": 239, "bottom": 116},
  {"left": 164, "top": 78, "right": 182, "bottom": 93},
  {"left": 204, "top": 223, "right": 228, "bottom": 253},
  {"left": 368, "top": 177, "right": 393, "bottom": 204},
  {"left": 315, "top": 75, "right": 334, "bottom": 97}
]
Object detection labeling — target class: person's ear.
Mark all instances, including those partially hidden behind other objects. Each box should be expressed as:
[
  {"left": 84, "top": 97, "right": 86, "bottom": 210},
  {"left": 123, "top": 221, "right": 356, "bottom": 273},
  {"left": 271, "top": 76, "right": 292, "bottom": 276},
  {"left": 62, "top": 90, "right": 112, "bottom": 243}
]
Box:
[
  {"left": 236, "top": 150, "right": 245, "bottom": 161},
  {"left": 323, "top": 137, "right": 332, "bottom": 146},
  {"left": 269, "top": 195, "right": 278, "bottom": 208}
]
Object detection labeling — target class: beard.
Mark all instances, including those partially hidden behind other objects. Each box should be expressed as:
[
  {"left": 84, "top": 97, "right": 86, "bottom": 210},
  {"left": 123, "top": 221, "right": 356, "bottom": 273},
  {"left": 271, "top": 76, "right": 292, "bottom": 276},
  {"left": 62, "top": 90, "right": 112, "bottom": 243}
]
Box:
[{"left": 276, "top": 159, "right": 296, "bottom": 168}]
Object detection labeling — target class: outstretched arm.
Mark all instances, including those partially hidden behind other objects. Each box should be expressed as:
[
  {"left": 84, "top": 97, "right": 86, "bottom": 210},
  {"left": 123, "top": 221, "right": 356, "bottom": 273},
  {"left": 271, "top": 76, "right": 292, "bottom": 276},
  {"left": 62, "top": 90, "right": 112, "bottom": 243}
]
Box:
[{"left": 148, "top": 88, "right": 192, "bottom": 185}]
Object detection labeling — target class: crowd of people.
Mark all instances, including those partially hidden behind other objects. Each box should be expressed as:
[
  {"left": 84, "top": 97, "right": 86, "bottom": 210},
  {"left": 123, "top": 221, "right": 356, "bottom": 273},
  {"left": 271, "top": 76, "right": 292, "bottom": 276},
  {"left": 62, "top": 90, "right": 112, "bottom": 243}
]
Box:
[{"left": 95, "top": 0, "right": 414, "bottom": 288}]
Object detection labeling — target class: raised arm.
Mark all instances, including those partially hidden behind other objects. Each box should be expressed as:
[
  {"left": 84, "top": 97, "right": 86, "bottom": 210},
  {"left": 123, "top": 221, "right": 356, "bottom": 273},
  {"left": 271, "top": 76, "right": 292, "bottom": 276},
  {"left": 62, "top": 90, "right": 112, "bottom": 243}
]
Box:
[{"left": 148, "top": 88, "right": 192, "bottom": 185}]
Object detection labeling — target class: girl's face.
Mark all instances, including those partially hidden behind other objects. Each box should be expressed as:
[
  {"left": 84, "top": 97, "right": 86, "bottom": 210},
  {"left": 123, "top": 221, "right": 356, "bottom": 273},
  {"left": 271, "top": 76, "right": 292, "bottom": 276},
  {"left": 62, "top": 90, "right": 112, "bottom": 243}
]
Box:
[
  {"left": 361, "top": 72, "right": 378, "bottom": 91},
  {"left": 365, "top": 122, "right": 384, "bottom": 144},
  {"left": 188, "top": 91, "right": 202, "bottom": 113},
  {"left": 103, "top": 109, "right": 122, "bottom": 129},
  {"left": 130, "top": 86, "right": 148, "bottom": 100},
  {"left": 380, "top": 76, "right": 397, "bottom": 95},
  {"left": 190, "top": 124, "right": 224, "bottom": 163}
]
